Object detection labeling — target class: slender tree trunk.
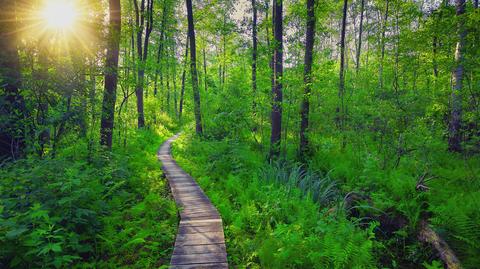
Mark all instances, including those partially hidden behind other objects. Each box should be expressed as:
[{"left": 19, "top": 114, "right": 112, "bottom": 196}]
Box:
[
  {"left": 252, "top": 0, "right": 258, "bottom": 116},
  {"left": 299, "top": 0, "right": 316, "bottom": 161},
  {"left": 186, "top": 0, "right": 203, "bottom": 134},
  {"left": 355, "top": 0, "right": 365, "bottom": 73},
  {"left": 433, "top": 36, "right": 439, "bottom": 78},
  {"left": 203, "top": 46, "right": 208, "bottom": 92},
  {"left": 448, "top": 0, "right": 467, "bottom": 152},
  {"left": 264, "top": 1, "right": 272, "bottom": 145},
  {"left": 337, "top": 0, "right": 348, "bottom": 134},
  {"left": 100, "top": 0, "right": 121, "bottom": 149},
  {"left": 270, "top": 0, "right": 283, "bottom": 158},
  {"left": 154, "top": 2, "right": 168, "bottom": 97},
  {"left": 221, "top": 13, "right": 227, "bottom": 89},
  {"left": 172, "top": 42, "right": 178, "bottom": 117},
  {"left": 0, "top": 1, "right": 28, "bottom": 160},
  {"left": 179, "top": 40, "right": 189, "bottom": 121},
  {"left": 378, "top": 0, "right": 389, "bottom": 91},
  {"left": 134, "top": 0, "right": 153, "bottom": 128},
  {"left": 166, "top": 53, "right": 171, "bottom": 113}
]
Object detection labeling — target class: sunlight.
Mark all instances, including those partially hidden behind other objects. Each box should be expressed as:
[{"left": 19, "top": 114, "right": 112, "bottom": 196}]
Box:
[{"left": 40, "top": 0, "right": 79, "bottom": 32}]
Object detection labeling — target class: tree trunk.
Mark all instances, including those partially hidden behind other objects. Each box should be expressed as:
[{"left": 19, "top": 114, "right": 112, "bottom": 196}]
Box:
[
  {"left": 186, "top": 0, "right": 203, "bottom": 135},
  {"left": 0, "top": 1, "right": 28, "bottom": 160},
  {"left": 252, "top": 0, "right": 258, "bottom": 116},
  {"left": 179, "top": 39, "right": 189, "bottom": 121},
  {"left": 448, "top": 0, "right": 467, "bottom": 152},
  {"left": 355, "top": 0, "right": 365, "bottom": 73},
  {"left": 100, "top": 0, "right": 121, "bottom": 150},
  {"left": 134, "top": 0, "right": 154, "bottom": 128},
  {"left": 299, "top": 0, "right": 316, "bottom": 161},
  {"left": 338, "top": 0, "right": 348, "bottom": 133},
  {"left": 433, "top": 36, "right": 439, "bottom": 78},
  {"left": 378, "top": 0, "right": 389, "bottom": 91},
  {"left": 270, "top": 0, "right": 283, "bottom": 158},
  {"left": 154, "top": 1, "right": 168, "bottom": 97},
  {"left": 172, "top": 42, "right": 178, "bottom": 117},
  {"left": 166, "top": 54, "right": 171, "bottom": 113},
  {"left": 203, "top": 47, "right": 208, "bottom": 92}
]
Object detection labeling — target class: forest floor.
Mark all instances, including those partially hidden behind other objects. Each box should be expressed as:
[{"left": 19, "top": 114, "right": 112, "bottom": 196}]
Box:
[{"left": 170, "top": 129, "right": 480, "bottom": 268}]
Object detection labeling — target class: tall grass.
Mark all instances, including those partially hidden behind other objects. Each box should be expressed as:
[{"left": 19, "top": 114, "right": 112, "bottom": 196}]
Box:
[{"left": 260, "top": 161, "right": 339, "bottom": 207}]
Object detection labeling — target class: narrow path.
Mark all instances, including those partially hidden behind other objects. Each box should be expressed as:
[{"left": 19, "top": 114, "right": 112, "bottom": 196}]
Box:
[{"left": 158, "top": 134, "right": 228, "bottom": 269}]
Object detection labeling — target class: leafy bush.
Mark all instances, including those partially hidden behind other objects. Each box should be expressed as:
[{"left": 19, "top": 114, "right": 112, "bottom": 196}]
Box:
[{"left": 0, "top": 128, "right": 178, "bottom": 268}]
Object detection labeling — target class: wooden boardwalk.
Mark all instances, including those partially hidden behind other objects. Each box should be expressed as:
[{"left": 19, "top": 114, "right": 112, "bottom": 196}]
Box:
[{"left": 158, "top": 134, "right": 228, "bottom": 269}]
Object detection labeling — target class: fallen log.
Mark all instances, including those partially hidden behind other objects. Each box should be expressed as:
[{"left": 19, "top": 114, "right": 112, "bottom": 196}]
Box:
[
  {"left": 418, "top": 219, "right": 461, "bottom": 269},
  {"left": 416, "top": 172, "right": 462, "bottom": 269}
]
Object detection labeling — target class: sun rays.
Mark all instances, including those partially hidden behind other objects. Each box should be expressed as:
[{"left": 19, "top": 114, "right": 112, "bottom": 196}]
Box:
[{"left": 40, "top": 1, "right": 79, "bottom": 32}]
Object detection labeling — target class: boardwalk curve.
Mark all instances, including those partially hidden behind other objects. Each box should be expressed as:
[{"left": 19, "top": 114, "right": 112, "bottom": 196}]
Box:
[{"left": 158, "top": 134, "right": 228, "bottom": 269}]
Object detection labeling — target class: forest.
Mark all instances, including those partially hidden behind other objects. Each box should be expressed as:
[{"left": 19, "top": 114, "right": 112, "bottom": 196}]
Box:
[{"left": 0, "top": 0, "right": 479, "bottom": 268}]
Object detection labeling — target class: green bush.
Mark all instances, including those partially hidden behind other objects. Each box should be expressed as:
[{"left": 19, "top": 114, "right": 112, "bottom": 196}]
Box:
[{"left": 0, "top": 128, "right": 178, "bottom": 268}]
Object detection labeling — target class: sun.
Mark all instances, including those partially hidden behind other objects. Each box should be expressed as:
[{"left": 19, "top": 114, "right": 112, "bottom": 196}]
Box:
[{"left": 40, "top": 1, "right": 79, "bottom": 31}]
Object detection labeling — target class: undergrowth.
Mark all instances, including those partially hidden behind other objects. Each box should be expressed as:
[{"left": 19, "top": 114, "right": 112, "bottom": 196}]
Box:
[
  {"left": 172, "top": 132, "right": 376, "bottom": 268},
  {"left": 0, "top": 125, "right": 178, "bottom": 268},
  {"left": 173, "top": 128, "right": 480, "bottom": 268}
]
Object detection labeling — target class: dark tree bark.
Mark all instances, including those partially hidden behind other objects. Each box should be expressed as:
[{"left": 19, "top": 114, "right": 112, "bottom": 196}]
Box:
[
  {"left": 133, "top": 0, "right": 154, "bottom": 128},
  {"left": 166, "top": 54, "right": 171, "bottom": 112},
  {"left": 252, "top": 0, "right": 258, "bottom": 115},
  {"left": 270, "top": 0, "right": 283, "bottom": 158},
  {"left": 203, "top": 47, "right": 208, "bottom": 92},
  {"left": 154, "top": 1, "right": 168, "bottom": 97},
  {"left": 0, "top": 1, "right": 28, "bottom": 160},
  {"left": 186, "top": 0, "right": 203, "bottom": 135},
  {"left": 299, "top": 0, "right": 316, "bottom": 161},
  {"left": 179, "top": 39, "right": 189, "bottom": 121},
  {"left": 448, "top": 0, "right": 467, "bottom": 152},
  {"left": 172, "top": 42, "right": 178, "bottom": 117},
  {"left": 338, "top": 0, "right": 348, "bottom": 133},
  {"left": 433, "top": 36, "right": 439, "bottom": 78},
  {"left": 100, "top": 0, "right": 121, "bottom": 149},
  {"left": 355, "top": 0, "right": 365, "bottom": 73},
  {"left": 221, "top": 13, "right": 227, "bottom": 89}
]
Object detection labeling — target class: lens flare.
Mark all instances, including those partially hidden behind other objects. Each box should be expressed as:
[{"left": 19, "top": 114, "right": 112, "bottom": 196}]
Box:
[{"left": 40, "top": 1, "right": 78, "bottom": 31}]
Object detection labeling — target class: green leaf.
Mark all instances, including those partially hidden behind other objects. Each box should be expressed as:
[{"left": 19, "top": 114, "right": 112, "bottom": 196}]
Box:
[
  {"left": 125, "top": 237, "right": 146, "bottom": 247},
  {"left": 6, "top": 227, "right": 29, "bottom": 239}
]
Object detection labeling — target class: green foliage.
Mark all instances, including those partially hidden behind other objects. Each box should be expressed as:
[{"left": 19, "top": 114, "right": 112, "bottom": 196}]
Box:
[
  {"left": 0, "top": 127, "right": 178, "bottom": 268},
  {"left": 260, "top": 161, "right": 338, "bottom": 207},
  {"left": 173, "top": 133, "right": 376, "bottom": 268}
]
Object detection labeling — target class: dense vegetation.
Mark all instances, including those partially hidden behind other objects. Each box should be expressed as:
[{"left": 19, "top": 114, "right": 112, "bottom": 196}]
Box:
[{"left": 1, "top": 0, "right": 479, "bottom": 268}]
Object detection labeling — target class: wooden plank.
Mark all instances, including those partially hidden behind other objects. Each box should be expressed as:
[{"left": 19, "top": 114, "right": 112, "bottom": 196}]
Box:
[
  {"left": 170, "top": 263, "right": 228, "bottom": 269},
  {"left": 180, "top": 212, "right": 220, "bottom": 220},
  {"left": 175, "top": 194, "right": 209, "bottom": 201},
  {"left": 171, "top": 253, "right": 228, "bottom": 265},
  {"left": 174, "top": 232, "right": 225, "bottom": 245},
  {"left": 171, "top": 186, "right": 202, "bottom": 192},
  {"left": 173, "top": 243, "right": 226, "bottom": 255},
  {"left": 179, "top": 208, "right": 218, "bottom": 215},
  {"left": 178, "top": 224, "right": 224, "bottom": 234},
  {"left": 180, "top": 213, "right": 220, "bottom": 219},
  {"left": 180, "top": 218, "right": 222, "bottom": 224}
]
